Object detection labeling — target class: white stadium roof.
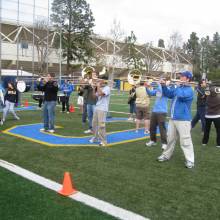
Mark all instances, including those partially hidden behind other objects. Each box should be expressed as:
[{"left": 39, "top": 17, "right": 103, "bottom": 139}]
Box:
[{"left": 1, "top": 69, "right": 38, "bottom": 77}]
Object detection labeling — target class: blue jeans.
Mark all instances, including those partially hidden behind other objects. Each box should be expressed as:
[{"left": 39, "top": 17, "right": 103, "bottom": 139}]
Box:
[
  {"left": 43, "top": 101, "right": 56, "bottom": 130},
  {"left": 87, "top": 104, "right": 95, "bottom": 129},
  {"left": 191, "top": 106, "right": 206, "bottom": 132},
  {"left": 129, "top": 102, "right": 136, "bottom": 114}
]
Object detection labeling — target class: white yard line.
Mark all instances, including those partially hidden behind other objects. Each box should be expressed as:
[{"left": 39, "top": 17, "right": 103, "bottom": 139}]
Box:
[{"left": 0, "top": 159, "right": 148, "bottom": 220}]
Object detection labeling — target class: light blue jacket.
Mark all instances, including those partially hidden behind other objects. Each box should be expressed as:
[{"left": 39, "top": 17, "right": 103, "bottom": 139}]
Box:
[
  {"left": 60, "top": 83, "right": 74, "bottom": 97},
  {"left": 162, "top": 85, "right": 194, "bottom": 121},
  {"left": 146, "top": 84, "right": 168, "bottom": 113}
]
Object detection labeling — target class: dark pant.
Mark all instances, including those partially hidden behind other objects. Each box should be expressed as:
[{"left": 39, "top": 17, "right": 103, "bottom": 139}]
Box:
[
  {"left": 202, "top": 117, "right": 220, "bottom": 146},
  {"left": 191, "top": 106, "right": 206, "bottom": 132},
  {"left": 82, "top": 102, "right": 87, "bottom": 124},
  {"left": 62, "top": 96, "right": 70, "bottom": 112},
  {"left": 39, "top": 98, "right": 43, "bottom": 108},
  {"left": 150, "top": 112, "right": 167, "bottom": 144}
]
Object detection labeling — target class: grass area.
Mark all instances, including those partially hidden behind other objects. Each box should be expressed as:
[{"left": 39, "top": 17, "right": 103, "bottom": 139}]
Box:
[
  {"left": 1, "top": 90, "right": 220, "bottom": 219},
  {"left": 0, "top": 168, "right": 115, "bottom": 220}
]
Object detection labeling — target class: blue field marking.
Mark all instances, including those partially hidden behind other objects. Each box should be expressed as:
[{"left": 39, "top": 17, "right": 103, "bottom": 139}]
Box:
[
  {"left": 4, "top": 122, "right": 154, "bottom": 147},
  {"left": 0, "top": 106, "right": 38, "bottom": 112}
]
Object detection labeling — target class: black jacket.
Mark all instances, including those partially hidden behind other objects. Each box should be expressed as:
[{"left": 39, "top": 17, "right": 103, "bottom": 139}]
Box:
[
  {"left": 5, "top": 88, "right": 19, "bottom": 103},
  {"left": 196, "top": 86, "right": 206, "bottom": 107},
  {"left": 206, "top": 86, "right": 220, "bottom": 116},
  {"left": 39, "top": 81, "right": 58, "bottom": 101}
]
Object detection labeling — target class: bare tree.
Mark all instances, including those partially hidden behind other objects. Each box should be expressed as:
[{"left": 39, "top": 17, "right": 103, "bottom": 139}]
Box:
[
  {"left": 143, "top": 43, "right": 163, "bottom": 74},
  {"left": 34, "top": 19, "right": 51, "bottom": 74},
  {"left": 108, "top": 19, "right": 125, "bottom": 81}
]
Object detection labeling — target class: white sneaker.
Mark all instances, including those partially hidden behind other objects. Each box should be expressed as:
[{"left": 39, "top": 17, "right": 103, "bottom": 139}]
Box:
[
  {"left": 144, "top": 130, "right": 150, "bottom": 134},
  {"left": 185, "top": 160, "right": 194, "bottom": 169},
  {"left": 99, "top": 142, "right": 107, "bottom": 147},
  {"left": 157, "top": 154, "right": 169, "bottom": 162},
  {"left": 162, "top": 144, "right": 167, "bottom": 150},
  {"left": 40, "top": 128, "right": 46, "bottom": 131},
  {"left": 67, "top": 111, "right": 70, "bottom": 114},
  {"left": 84, "top": 129, "right": 93, "bottom": 134},
  {"left": 202, "top": 143, "right": 206, "bottom": 146},
  {"left": 15, "top": 116, "right": 20, "bottom": 120},
  {"left": 48, "top": 129, "right": 55, "bottom": 133},
  {"left": 89, "top": 137, "right": 97, "bottom": 143},
  {"left": 146, "top": 140, "right": 156, "bottom": 147},
  {"left": 216, "top": 146, "right": 220, "bottom": 148},
  {"left": 127, "top": 117, "right": 133, "bottom": 121}
]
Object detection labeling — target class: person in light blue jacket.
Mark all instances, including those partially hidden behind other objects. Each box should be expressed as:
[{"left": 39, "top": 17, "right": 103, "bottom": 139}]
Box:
[
  {"left": 157, "top": 71, "right": 195, "bottom": 169},
  {"left": 60, "top": 80, "right": 74, "bottom": 113},
  {"left": 145, "top": 82, "right": 168, "bottom": 150}
]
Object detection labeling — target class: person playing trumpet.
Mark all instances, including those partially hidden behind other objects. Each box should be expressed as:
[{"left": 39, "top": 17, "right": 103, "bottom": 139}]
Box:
[
  {"left": 145, "top": 80, "right": 169, "bottom": 150},
  {"left": 157, "top": 71, "right": 195, "bottom": 169},
  {"left": 38, "top": 73, "right": 58, "bottom": 133},
  {"left": 89, "top": 79, "right": 110, "bottom": 146}
]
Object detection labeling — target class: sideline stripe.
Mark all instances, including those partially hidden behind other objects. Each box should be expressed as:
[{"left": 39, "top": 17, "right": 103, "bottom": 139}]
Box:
[{"left": 0, "top": 159, "right": 148, "bottom": 220}]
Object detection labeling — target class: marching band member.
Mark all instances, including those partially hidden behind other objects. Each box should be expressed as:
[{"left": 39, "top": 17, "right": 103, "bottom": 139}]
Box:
[
  {"left": 202, "top": 81, "right": 220, "bottom": 148},
  {"left": 39, "top": 74, "right": 58, "bottom": 133},
  {"left": 191, "top": 79, "right": 207, "bottom": 132},
  {"left": 83, "top": 83, "right": 97, "bottom": 134},
  {"left": 157, "top": 71, "right": 195, "bottom": 169},
  {"left": 127, "top": 85, "right": 136, "bottom": 121},
  {"left": 60, "top": 80, "right": 74, "bottom": 113},
  {"left": 1, "top": 82, "right": 20, "bottom": 125},
  {"left": 135, "top": 81, "right": 150, "bottom": 134},
  {"left": 77, "top": 85, "right": 84, "bottom": 114},
  {"left": 145, "top": 81, "right": 169, "bottom": 150},
  {"left": 89, "top": 80, "right": 110, "bottom": 146}
]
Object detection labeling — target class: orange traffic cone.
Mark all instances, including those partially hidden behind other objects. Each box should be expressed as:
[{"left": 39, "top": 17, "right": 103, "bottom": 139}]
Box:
[
  {"left": 24, "top": 100, "right": 29, "bottom": 107},
  {"left": 69, "top": 104, "right": 75, "bottom": 113},
  {"left": 58, "top": 172, "right": 77, "bottom": 196}
]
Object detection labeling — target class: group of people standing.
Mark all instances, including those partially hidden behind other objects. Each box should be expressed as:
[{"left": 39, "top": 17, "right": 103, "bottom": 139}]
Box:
[
  {"left": 37, "top": 72, "right": 111, "bottom": 146},
  {"left": 77, "top": 76, "right": 111, "bottom": 146},
  {"left": 1, "top": 69, "right": 219, "bottom": 169},
  {"left": 127, "top": 70, "right": 220, "bottom": 169}
]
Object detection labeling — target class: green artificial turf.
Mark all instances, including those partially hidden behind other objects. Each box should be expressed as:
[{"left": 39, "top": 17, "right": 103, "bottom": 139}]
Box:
[
  {"left": 0, "top": 168, "right": 116, "bottom": 220},
  {"left": 1, "top": 90, "right": 220, "bottom": 220}
]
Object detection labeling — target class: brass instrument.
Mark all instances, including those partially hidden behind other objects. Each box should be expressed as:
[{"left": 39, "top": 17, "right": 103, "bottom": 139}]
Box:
[
  {"left": 127, "top": 69, "right": 142, "bottom": 85},
  {"left": 81, "top": 66, "right": 95, "bottom": 79}
]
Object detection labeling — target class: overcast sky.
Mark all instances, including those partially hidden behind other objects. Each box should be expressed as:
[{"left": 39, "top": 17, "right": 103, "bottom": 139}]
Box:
[
  {"left": 2, "top": 0, "right": 220, "bottom": 47},
  {"left": 87, "top": 0, "right": 220, "bottom": 46}
]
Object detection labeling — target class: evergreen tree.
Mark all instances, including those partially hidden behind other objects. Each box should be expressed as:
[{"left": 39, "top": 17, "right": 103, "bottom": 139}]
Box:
[
  {"left": 200, "top": 36, "right": 212, "bottom": 74},
  {"left": 185, "top": 32, "right": 201, "bottom": 78},
  {"left": 158, "top": 39, "right": 165, "bottom": 48},
  {"left": 51, "top": 0, "right": 95, "bottom": 73},
  {"left": 211, "top": 32, "right": 220, "bottom": 69},
  {"left": 124, "top": 31, "right": 143, "bottom": 69}
]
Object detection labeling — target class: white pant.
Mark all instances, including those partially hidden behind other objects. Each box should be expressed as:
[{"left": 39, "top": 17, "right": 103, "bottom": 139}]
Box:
[
  {"left": 2, "top": 100, "right": 19, "bottom": 121},
  {"left": 162, "top": 119, "right": 194, "bottom": 163}
]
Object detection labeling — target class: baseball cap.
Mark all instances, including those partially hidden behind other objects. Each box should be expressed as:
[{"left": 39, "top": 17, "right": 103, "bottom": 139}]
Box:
[{"left": 179, "top": 71, "right": 193, "bottom": 80}]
